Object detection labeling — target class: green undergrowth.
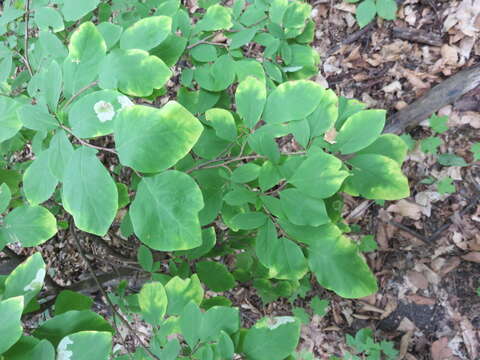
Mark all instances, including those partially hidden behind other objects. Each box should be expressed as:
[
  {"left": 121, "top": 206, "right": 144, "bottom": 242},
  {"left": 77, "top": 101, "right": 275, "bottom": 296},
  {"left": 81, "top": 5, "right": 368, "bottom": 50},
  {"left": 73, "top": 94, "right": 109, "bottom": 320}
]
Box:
[{"left": 0, "top": 0, "right": 409, "bottom": 358}]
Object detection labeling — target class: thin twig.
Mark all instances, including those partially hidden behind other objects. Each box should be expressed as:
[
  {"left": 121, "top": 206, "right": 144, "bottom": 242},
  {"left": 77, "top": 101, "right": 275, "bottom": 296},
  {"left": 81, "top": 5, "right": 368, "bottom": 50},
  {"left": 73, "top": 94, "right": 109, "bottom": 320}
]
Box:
[
  {"left": 23, "top": 0, "right": 33, "bottom": 76},
  {"left": 388, "top": 220, "right": 429, "bottom": 243},
  {"left": 69, "top": 220, "right": 161, "bottom": 360},
  {"left": 61, "top": 125, "right": 118, "bottom": 154},
  {"left": 62, "top": 81, "right": 99, "bottom": 110},
  {"left": 187, "top": 34, "right": 217, "bottom": 49}
]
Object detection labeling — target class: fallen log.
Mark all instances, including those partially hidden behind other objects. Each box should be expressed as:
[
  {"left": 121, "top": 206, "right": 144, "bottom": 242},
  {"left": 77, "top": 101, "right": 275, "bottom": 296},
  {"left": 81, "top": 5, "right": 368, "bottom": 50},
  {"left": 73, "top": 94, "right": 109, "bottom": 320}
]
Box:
[{"left": 384, "top": 63, "right": 480, "bottom": 134}]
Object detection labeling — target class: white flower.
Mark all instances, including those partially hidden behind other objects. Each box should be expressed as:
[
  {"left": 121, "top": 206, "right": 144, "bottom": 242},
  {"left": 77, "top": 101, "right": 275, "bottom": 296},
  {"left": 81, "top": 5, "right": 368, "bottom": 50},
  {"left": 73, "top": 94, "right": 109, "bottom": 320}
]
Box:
[
  {"left": 57, "top": 337, "right": 74, "bottom": 360},
  {"left": 23, "top": 268, "right": 46, "bottom": 292},
  {"left": 93, "top": 101, "right": 115, "bottom": 122},
  {"left": 117, "top": 95, "right": 134, "bottom": 109}
]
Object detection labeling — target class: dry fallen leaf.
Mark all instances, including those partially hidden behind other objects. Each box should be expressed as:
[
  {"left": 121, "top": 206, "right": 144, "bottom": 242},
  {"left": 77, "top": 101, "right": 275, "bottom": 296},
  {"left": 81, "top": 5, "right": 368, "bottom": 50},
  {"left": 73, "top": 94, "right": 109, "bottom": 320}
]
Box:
[
  {"left": 431, "top": 337, "right": 453, "bottom": 360},
  {"left": 461, "top": 252, "right": 480, "bottom": 263},
  {"left": 387, "top": 200, "right": 423, "bottom": 220}
]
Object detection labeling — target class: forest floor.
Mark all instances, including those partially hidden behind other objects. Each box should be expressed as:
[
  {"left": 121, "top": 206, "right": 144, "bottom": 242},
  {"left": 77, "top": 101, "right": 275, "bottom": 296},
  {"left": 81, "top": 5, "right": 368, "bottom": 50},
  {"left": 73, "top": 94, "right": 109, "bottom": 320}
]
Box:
[
  {"left": 287, "top": 0, "right": 480, "bottom": 358},
  {"left": 12, "top": 0, "right": 480, "bottom": 359}
]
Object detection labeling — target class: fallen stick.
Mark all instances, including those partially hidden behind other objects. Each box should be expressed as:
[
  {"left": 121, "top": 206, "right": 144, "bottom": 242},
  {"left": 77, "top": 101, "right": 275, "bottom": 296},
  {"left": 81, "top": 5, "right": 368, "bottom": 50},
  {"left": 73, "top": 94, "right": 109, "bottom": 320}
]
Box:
[
  {"left": 384, "top": 63, "right": 480, "bottom": 134},
  {"left": 392, "top": 26, "right": 443, "bottom": 46}
]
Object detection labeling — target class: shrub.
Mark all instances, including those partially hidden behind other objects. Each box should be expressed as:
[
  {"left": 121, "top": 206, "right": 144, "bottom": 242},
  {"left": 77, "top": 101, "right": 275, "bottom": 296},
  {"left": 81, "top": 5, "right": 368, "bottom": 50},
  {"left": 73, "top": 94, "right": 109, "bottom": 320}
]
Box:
[{"left": 0, "top": 0, "right": 409, "bottom": 358}]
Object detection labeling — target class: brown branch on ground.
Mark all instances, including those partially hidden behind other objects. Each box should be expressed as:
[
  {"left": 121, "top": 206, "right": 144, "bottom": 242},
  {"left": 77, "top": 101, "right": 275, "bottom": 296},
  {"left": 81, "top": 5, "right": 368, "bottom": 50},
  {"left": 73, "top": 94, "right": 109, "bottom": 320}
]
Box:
[
  {"left": 69, "top": 219, "right": 161, "bottom": 360},
  {"left": 392, "top": 26, "right": 443, "bottom": 47},
  {"left": 384, "top": 63, "right": 480, "bottom": 134}
]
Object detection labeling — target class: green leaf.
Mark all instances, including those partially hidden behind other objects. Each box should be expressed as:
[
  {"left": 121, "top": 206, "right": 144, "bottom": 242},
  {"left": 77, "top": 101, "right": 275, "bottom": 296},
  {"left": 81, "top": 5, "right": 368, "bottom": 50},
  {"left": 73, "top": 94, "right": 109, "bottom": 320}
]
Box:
[
  {"left": 235, "top": 76, "right": 267, "bottom": 129},
  {"left": 55, "top": 290, "right": 94, "bottom": 315},
  {"left": 358, "top": 235, "right": 377, "bottom": 252},
  {"left": 218, "top": 331, "right": 235, "bottom": 359},
  {"left": 23, "top": 150, "right": 58, "bottom": 205},
  {"left": 196, "top": 4, "right": 233, "bottom": 32},
  {"left": 48, "top": 130, "right": 74, "bottom": 181},
  {"left": 63, "top": 22, "right": 106, "bottom": 98},
  {"left": 230, "top": 212, "right": 267, "bottom": 230},
  {"left": 190, "top": 44, "right": 218, "bottom": 62},
  {"left": 32, "top": 60, "right": 63, "bottom": 112},
  {"left": 165, "top": 275, "right": 204, "bottom": 315},
  {"left": 356, "top": 0, "right": 376, "bottom": 28},
  {"left": 306, "top": 89, "right": 338, "bottom": 137},
  {"left": 307, "top": 231, "right": 378, "bottom": 298},
  {"left": 3, "top": 206, "right": 57, "bottom": 247},
  {"left": 420, "top": 136, "right": 442, "bottom": 154},
  {"left": 236, "top": 59, "right": 266, "bottom": 83},
  {"left": 176, "top": 227, "right": 216, "bottom": 260},
  {"left": 0, "top": 297, "right": 24, "bottom": 355},
  {"left": 437, "top": 154, "right": 467, "bottom": 167},
  {"left": 35, "top": 7, "right": 64, "bottom": 32},
  {"left": 471, "top": 143, "right": 480, "bottom": 160},
  {"left": 114, "top": 102, "right": 203, "bottom": 172},
  {"left": 196, "top": 261, "right": 236, "bottom": 292},
  {"left": 357, "top": 134, "right": 407, "bottom": 165},
  {"left": 264, "top": 80, "right": 323, "bottom": 124},
  {"left": 130, "top": 171, "right": 204, "bottom": 251},
  {"left": 97, "top": 22, "right": 123, "bottom": 50},
  {"left": 428, "top": 114, "right": 449, "bottom": 133},
  {"left": 223, "top": 187, "right": 257, "bottom": 206},
  {"left": 194, "top": 55, "right": 236, "bottom": 92},
  {"left": 56, "top": 331, "right": 112, "bottom": 360},
  {"left": 205, "top": 108, "right": 237, "bottom": 141},
  {"left": 120, "top": 16, "right": 172, "bottom": 51},
  {"left": 0, "top": 183, "right": 12, "bottom": 213},
  {"left": 292, "top": 307, "right": 309, "bottom": 324},
  {"left": 62, "top": 0, "right": 100, "bottom": 21},
  {"left": 437, "top": 177, "right": 455, "bottom": 195},
  {"left": 33, "top": 310, "right": 113, "bottom": 347},
  {"left": 231, "top": 163, "right": 261, "bottom": 183},
  {"left": 376, "top": 0, "right": 397, "bottom": 20},
  {"left": 255, "top": 220, "right": 308, "bottom": 280},
  {"left": 333, "top": 110, "right": 386, "bottom": 154},
  {"left": 310, "top": 297, "right": 329, "bottom": 317},
  {"left": 99, "top": 49, "right": 171, "bottom": 97},
  {"left": 259, "top": 161, "right": 282, "bottom": 191},
  {"left": 289, "top": 150, "right": 349, "bottom": 199},
  {"left": 139, "top": 282, "right": 168, "bottom": 325},
  {"left": 192, "top": 169, "right": 225, "bottom": 225},
  {"left": 180, "top": 302, "right": 203, "bottom": 348},
  {"left": 62, "top": 147, "right": 118, "bottom": 236},
  {"left": 200, "top": 306, "right": 239, "bottom": 340},
  {"left": 137, "top": 245, "right": 154, "bottom": 272},
  {"left": 280, "top": 188, "right": 330, "bottom": 226},
  {"left": 346, "top": 154, "right": 409, "bottom": 200},
  {"left": 243, "top": 317, "right": 301, "bottom": 360},
  {"left": 17, "top": 104, "right": 59, "bottom": 132},
  {"left": 230, "top": 27, "right": 257, "bottom": 49},
  {"left": 4, "top": 253, "right": 45, "bottom": 306},
  {"left": 69, "top": 90, "right": 124, "bottom": 139},
  {"left": 0, "top": 97, "right": 22, "bottom": 143}
]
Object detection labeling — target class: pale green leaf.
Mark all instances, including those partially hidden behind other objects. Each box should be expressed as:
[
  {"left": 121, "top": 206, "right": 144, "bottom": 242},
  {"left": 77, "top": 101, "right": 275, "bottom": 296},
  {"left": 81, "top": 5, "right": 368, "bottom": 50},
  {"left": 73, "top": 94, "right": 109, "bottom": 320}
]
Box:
[
  {"left": 62, "top": 147, "right": 118, "bottom": 236},
  {"left": 120, "top": 16, "right": 172, "bottom": 51},
  {"left": 130, "top": 171, "right": 204, "bottom": 251},
  {"left": 3, "top": 206, "right": 57, "bottom": 247},
  {"left": 0, "top": 97, "right": 22, "bottom": 143},
  {"left": 139, "top": 282, "right": 168, "bottom": 325},
  {"left": 0, "top": 183, "right": 11, "bottom": 213},
  {"left": 17, "top": 104, "right": 59, "bottom": 132},
  {"left": 99, "top": 48, "right": 171, "bottom": 97},
  {"left": 48, "top": 130, "right": 74, "bottom": 181},
  {"left": 236, "top": 76, "right": 267, "bottom": 129},
  {"left": 165, "top": 275, "right": 204, "bottom": 315},
  {"left": 333, "top": 110, "right": 386, "bottom": 154},
  {"left": 346, "top": 154, "right": 409, "bottom": 200},
  {"left": 205, "top": 108, "right": 237, "bottom": 141},
  {"left": 356, "top": 0, "right": 376, "bottom": 28},
  {"left": 289, "top": 150, "right": 349, "bottom": 199},
  {"left": 4, "top": 253, "right": 46, "bottom": 306},
  {"left": 0, "top": 297, "right": 24, "bottom": 355},
  {"left": 264, "top": 80, "right": 323, "bottom": 123},
  {"left": 56, "top": 331, "right": 112, "bottom": 360},
  {"left": 23, "top": 150, "right": 58, "bottom": 205},
  {"left": 280, "top": 188, "right": 330, "bottom": 226},
  {"left": 114, "top": 102, "right": 203, "bottom": 172},
  {"left": 62, "top": 0, "right": 100, "bottom": 21}
]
